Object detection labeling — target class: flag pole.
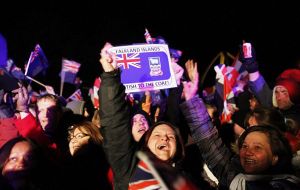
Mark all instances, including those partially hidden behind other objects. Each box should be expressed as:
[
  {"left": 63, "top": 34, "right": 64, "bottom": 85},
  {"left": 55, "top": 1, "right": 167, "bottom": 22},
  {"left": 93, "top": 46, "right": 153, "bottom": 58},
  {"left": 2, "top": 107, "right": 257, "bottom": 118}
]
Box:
[
  {"left": 60, "top": 71, "right": 65, "bottom": 96},
  {"left": 59, "top": 58, "right": 65, "bottom": 96},
  {"left": 26, "top": 76, "right": 47, "bottom": 88}
]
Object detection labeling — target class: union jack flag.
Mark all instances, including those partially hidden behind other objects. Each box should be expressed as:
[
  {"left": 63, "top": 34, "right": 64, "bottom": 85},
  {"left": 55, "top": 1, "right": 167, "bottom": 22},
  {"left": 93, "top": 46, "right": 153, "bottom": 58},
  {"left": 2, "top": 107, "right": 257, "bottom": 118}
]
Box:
[
  {"left": 116, "top": 53, "right": 141, "bottom": 70},
  {"left": 67, "top": 89, "right": 83, "bottom": 101},
  {"left": 62, "top": 59, "right": 81, "bottom": 73},
  {"left": 214, "top": 64, "right": 239, "bottom": 124},
  {"left": 61, "top": 59, "right": 81, "bottom": 84}
]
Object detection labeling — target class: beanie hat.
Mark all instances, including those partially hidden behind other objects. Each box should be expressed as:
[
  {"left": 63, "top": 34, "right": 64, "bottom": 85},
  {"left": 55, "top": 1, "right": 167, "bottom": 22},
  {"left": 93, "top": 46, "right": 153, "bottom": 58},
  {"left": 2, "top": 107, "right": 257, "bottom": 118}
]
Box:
[
  {"left": 131, "top": 109, "right": 153, "bottom": 127},
  {"left": 273, "top": 69, "right": 300, "bottom": 107},
  {"left": 277, "top": 69, "right": 300, "bottom": 83}
]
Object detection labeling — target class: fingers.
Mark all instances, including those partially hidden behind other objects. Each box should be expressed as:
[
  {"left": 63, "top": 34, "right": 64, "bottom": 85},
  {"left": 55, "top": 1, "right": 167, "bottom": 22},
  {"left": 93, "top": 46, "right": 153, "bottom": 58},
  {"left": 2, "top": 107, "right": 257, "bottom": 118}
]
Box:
[
  {"left": 100, "top": 42, "right": 113, "bottom": 57},
  {"left": 99, "top": 42, "right": 118, "bottom": 72},
  {"left": 21, "top": 86, "right": 28, "bottom": 99},
  {"left": 185, "top": 59, "right": 199, "bottom": 83}
]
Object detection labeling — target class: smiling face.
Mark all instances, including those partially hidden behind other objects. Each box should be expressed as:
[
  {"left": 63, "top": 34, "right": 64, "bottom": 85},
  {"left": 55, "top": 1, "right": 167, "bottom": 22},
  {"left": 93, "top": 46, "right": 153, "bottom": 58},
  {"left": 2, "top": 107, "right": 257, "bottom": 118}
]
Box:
[
  {"left": 239, "top": 131, "right": 278, "bottom": 174},
  {"left": 132, "top": 114, "right": 149, "bottom": 142},
  {"left": 147, "top": 124, "right": 177, "bottom": 161}
]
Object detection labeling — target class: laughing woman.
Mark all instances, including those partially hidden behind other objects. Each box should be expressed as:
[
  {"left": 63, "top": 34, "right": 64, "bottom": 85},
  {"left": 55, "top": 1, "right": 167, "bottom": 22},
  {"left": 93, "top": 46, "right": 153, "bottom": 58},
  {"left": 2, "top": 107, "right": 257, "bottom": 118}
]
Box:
[
  {"left": 98, "top": 42, "right": 197, "bottom": 190},
  {"left": 180, "top": 58, "right": 300, "bottom": 190}
]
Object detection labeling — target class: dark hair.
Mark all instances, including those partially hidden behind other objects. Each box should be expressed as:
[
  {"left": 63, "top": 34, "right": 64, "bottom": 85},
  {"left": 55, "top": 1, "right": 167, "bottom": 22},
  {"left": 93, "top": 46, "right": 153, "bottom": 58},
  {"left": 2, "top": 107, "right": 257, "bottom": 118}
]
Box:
[
  {"left": 0, "top": 137, "right": 40, "bottom": 169},
  {"left": 0, "top": 137, "right": 58, "bottom": 189},
  {"left": 244, "top": 106, "right": 287, "bottom": 132},
  {"left": 141, "top": 121, "right": 185, "bottom": 165},
  {"left": 285, "top": 117, "right": 300, "bottom": 136},
  {"left": 238, "top": 125, "right": 293, "bottom": 174}
]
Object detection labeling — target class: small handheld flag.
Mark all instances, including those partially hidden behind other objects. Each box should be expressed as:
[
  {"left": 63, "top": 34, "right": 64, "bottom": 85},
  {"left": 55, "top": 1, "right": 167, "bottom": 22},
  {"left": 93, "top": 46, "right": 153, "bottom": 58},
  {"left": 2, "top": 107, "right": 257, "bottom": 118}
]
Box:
[
  {"left": 25, "top": 44, "right": 49, "bottom": 77},
  {"left": 144, "top": 28, "right": 153, "bottom": 44}
]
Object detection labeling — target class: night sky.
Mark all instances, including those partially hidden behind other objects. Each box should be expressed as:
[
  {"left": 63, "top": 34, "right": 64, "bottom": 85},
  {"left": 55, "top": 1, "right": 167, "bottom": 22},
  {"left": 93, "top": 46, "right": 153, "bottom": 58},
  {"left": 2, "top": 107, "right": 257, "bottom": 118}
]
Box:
[{"left": 1, "top": 2, "right": 300, "bottom": 97}]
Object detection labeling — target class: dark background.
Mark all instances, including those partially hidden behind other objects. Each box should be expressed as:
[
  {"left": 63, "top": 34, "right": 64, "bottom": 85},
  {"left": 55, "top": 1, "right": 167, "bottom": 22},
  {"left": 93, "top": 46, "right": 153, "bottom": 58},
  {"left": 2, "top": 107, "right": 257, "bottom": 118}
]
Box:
[{"left": 1, "top": 2, "right": 300, "bottom": 97}]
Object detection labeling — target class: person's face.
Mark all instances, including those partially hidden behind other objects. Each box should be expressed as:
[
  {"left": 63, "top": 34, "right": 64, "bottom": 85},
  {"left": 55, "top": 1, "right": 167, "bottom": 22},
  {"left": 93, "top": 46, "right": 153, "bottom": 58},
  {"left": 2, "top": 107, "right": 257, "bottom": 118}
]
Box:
[
  {"left": 275, "top": 86, "right": 293, "bottom": 110},
  {"left": 37, "top": 98, "right": 56, "bottom": 132},
  {"left": 147, "top": 124, "right": 177, "bottom": 161},
  {"left": 132, "top": 114, "right": 149, "bottom": 142},
  {"left": 69, "top": 128, "right": 90, "bottom": 156},
  {"left": 239, "top": 131, "right": 278, "bottom": 174},
  {"left": 2, "top": 141, "right": 34, "bottom": 177}
]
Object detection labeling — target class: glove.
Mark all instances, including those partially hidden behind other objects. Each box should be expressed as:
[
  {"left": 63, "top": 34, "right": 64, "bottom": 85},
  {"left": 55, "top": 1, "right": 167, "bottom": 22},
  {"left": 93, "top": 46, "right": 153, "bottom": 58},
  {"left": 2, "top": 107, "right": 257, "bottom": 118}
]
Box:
[{"left": 238, "top": 43, "right": 259, "bottom": 73}]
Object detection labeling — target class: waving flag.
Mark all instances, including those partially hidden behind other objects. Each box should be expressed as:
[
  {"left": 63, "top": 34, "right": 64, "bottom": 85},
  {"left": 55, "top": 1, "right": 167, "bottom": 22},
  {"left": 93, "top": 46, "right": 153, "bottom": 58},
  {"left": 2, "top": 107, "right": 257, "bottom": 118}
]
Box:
[
  {"left": 25, "top": 44, "right": 49, "bottom": 77},
  {"left": 144, "top": 28, "right": 153, "bottom": 44},
  {"left": 89, "top": 77, "right": 101, "bottom": 109},
  {"left": 61, "top": 59, "right": 81, "bottom": 84},
  {"left": 214, "top": 64, "right": 239, "bottom": 124},
  {"left": 67, "top": 89, "right": 83, "bottom": 101},
  {"left": 116, "top": 53, "right": 141, "bottom": 69},
  {"left": 231, "top": 57, "right": 248, "bottom": 96}
]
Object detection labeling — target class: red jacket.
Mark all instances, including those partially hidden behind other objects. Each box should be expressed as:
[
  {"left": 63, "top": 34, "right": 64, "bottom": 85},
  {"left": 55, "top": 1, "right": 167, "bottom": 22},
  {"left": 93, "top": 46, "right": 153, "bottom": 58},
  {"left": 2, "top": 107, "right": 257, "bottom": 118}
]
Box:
[{"left": 14, "top": 113, "right": 57, "bottom": 149}]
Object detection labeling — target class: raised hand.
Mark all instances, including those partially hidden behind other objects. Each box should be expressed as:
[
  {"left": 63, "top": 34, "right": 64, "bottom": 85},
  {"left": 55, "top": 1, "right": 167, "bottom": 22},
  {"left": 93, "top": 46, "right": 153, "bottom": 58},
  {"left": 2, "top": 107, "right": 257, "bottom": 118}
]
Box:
[
  {"left": 44, "top": 85, "right": 55, "bottom": 95},
  {"left": 99, "top": 42, "right": 117, "bottom": 72},
  {"left": 238, "top": 42, "right": 259, "bottom": 73},
  {"left": 182, "top": 59, "right": 199, "bottom": 101},
  {"left": 12, "top": 85, "right": 29, "bottom": 112}
]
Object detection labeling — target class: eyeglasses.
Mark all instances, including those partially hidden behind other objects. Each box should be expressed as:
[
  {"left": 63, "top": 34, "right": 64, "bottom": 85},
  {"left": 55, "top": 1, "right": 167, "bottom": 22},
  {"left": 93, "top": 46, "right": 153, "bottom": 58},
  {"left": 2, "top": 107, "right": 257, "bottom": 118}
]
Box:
[{"left": 69, "top": 133, "right": 89, "bottom": 141}]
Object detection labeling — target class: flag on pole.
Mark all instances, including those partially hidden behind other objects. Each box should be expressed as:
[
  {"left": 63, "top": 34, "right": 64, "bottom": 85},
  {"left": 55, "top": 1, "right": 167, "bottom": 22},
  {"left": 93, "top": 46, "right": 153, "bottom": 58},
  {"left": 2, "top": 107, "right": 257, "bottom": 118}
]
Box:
[
  {"left": 61, "top": 59, "right": 81, "bottom": 84},
  {"left": 25, "top": 44, "right": 49, "bottom": 77},
  {"left": 144, "top": 28, "right": 153, "bottom": 44},
  {"left": 67, "top": 89, "right": 83, "bottom": 101}
]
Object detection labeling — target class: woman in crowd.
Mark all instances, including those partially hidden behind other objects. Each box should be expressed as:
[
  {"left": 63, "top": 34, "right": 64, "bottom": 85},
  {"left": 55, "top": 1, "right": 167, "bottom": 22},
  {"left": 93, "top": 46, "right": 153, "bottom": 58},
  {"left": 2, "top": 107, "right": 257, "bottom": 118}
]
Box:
[
  {"left": 61, "top": 119, "right": 111, "bottom": 190},
  {"left": 0, "top": 137, "right": 57, "bottom": 190},
  {"left": 180, "top": 58, "right": 300, "bottom": 189},
  {"left": 98, "top": 42, "right": 198, "bottom": 190}
]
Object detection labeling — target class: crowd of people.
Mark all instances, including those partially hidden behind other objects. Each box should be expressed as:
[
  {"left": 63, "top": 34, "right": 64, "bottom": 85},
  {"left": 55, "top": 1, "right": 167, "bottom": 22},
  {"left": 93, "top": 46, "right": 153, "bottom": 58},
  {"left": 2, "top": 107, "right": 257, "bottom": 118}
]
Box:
[{"left": 1, "top": 32, "right": 300, "bottom": 190}]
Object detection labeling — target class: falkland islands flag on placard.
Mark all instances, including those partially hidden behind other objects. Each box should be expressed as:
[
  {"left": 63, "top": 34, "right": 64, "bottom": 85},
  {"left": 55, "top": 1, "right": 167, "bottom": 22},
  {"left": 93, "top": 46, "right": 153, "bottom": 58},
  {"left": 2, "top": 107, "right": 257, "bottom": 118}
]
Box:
[{"left": 109, "top": 44, "right": 177, "bottom": 93}]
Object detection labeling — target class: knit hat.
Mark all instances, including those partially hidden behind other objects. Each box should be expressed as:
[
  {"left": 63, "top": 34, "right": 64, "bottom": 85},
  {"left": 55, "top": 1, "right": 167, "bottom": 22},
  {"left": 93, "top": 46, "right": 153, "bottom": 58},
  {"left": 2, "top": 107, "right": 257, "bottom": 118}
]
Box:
[
  {"left": 272, "top": 69, "right": 300, "bottom": 107},
  {"left": 131, "top": 109, "right": 153, "bottom": 127}
]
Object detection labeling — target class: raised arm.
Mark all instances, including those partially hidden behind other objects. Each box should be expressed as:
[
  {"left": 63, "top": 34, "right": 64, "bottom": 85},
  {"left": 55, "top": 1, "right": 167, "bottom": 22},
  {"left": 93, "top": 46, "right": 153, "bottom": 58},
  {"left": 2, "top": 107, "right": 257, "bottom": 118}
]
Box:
[
  {"left": 180, "top": 60, "right": 237, "bottom": 187},
  {"left": 98, "top": 42, "right": 136, "bottom": 190},
  {"left": 238, "top": 42, "right": 273, "bottom": 107}
]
